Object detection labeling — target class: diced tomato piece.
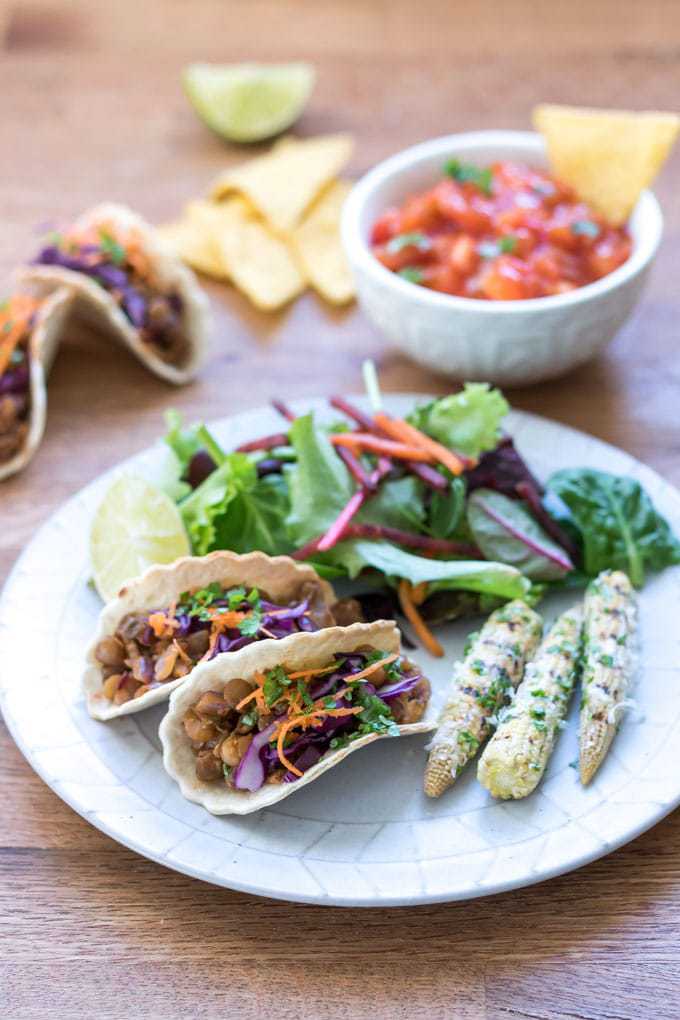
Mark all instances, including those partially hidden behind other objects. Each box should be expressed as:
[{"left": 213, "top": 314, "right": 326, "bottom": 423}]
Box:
[
  {"left": 433, "top": 180, "right": 492, "bottom": 234},
  {"left": 449, "top": 235, "right": 478, "bottom": 275},
  {"left": 480, "top": 256, "right": 533, "bottom": 301},
  {"left": 588, "top": 234, "right": 632, "bottom": 278},
  {"left": 420, "top": 263, "right": 462, "bottom": 295},
  {"left": 373, "top": 240, "right": 432, "bottom": 273},
  {"left": 398, "top": 191, "right": 442, "bottom": 233},
  {"left": 370, "top": 208, "right": 402, "bottom": 245}
]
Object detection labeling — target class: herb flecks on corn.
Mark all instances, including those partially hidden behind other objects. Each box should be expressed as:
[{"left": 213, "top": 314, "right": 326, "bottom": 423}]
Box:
[
  {"left": 478, "top": 606, "right": 583, "bottom": 800},
  {"left": 579, "top": 570, "right": 637, "bottom": 786},
  {"left": 424, "top": 600, "right": 542, "bottom": 798}
]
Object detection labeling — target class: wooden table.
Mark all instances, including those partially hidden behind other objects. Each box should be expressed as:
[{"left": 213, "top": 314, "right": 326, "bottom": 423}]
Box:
[{"left": 3, "top": 3, "right": 680, "bottom": 1017}]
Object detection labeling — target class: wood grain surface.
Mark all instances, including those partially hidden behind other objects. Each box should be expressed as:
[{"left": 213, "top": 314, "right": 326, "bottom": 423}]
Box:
[{"left": 2, "top": 3, "right": 680, "bottom": 1018}]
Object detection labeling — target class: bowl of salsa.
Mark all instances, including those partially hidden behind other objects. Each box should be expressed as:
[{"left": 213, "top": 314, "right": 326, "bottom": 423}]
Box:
[{"left": 342, "top": 131, "right": 662, "bottom": 385}]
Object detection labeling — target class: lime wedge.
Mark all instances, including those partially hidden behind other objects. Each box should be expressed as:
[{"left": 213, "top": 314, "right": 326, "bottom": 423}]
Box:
[
  {"left": 183, "top": 62, "right": 315, "bottom": 143},
  {"left": 90, "top": 475, "right": 190, "bottom": 602}
]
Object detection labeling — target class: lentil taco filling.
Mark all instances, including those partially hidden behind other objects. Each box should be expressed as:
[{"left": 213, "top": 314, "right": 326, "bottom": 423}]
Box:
[
  {"left": 33, "top": 219, "right": 189, "bottom": 366},
  {"left": 0, "top": 295, "right": 38, "bottom": 464},
  {"left": 183, "top": 647, "right": 431, "bottom": 791},
  {"left": 94, "top": 578, "right": 347, "bottom": 706}
]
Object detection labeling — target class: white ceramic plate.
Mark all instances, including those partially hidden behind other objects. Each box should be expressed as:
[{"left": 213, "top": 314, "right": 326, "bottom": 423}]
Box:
[{"left": 2, "top": 396, "right": 680, "bottom": 907}]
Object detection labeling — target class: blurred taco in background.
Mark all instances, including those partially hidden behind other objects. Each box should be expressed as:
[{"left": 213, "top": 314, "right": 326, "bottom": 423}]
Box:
[
  {"left": 160, "top": 620, "right": 434, "bottom": 815},
  {"left": 0, "top": 288, "right": 72, "bottom": 482},
  {"left": 83, "top": 549, "right": 355, "bottom": 721},
  {"left": 20, "top": 203, "right": 210, "bottom": 385}
]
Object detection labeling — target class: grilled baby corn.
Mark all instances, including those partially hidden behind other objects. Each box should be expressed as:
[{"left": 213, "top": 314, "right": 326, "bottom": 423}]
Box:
[
  {"left": 579, "top": 570, "right": 637, "bottom": 785},
  {"left": 477, "top": 606, "right": 583, "bottom": 799},
  {"left": 424, "top": 600, "right": 542, "bottom": 798}
]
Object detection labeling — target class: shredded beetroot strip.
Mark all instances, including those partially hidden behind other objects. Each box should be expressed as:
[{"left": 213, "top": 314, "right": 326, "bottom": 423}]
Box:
[
  {"left": 294, "top": 523, "right": 482, "bottom": 560},
  {"left": 335, "top": 445, "right": 376, "bottom": 490},
  {"left": 271, "top": 399, "right": 297, "bottom": 423},
  {"left": 316, "top": 490, "right": 369, "bottom": 552},
  {"left": 235, "top": 432, "right": 290, "bottom": 453}
]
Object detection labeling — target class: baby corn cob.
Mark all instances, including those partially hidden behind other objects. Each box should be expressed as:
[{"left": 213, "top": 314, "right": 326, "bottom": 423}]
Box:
[
  {"left": 477, "top": 605, "right": 583, "bottom": 799},
  {"left": 579, "top": 570, "right": 637, "bottom": 785},
  {"left": 424, "top": 600, "right": 542, "bottom": 798}
]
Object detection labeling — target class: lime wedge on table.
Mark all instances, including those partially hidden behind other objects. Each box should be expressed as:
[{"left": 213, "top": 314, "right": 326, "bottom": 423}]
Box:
[
  {"left": 183, "top": 62, "right": 315, "bottom": 142},
  {"left": 90, "top": 476, "right": 190, "bottom": 602}
]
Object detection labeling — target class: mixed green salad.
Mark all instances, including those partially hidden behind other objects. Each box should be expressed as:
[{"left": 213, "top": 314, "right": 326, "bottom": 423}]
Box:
[{"left": 162, "top": 367, "right": 680, "bottom": 654}]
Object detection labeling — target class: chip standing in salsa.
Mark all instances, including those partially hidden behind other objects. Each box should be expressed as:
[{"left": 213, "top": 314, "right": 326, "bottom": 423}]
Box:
[{"left": 370, "top": 160, "right": 632, "bottom": 301}]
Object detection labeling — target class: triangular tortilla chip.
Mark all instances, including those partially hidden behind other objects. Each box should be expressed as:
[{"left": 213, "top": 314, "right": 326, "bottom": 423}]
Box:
[
  {"left": 192, "top": 198, "right": 306, "bottom": 311},
  {"left": 157, "top": 202, "right": 227, "bottom": 279},
  {"left": 292, "top": 180, "right": 355, "bottom": 305},
  {"left": 210, "top": 133, "right": 353, "bottom": 232},
  {"left": 533, "top": 104, "right": 680, "bottom": 225}
]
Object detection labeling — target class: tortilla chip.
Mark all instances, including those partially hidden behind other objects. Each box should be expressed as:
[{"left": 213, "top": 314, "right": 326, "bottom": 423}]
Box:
[
  {"left": 157, "top": 204, "right": 227, "bottom": 280},
  {"left": 210, "top": 133, "right": 354, "bottom": 232},
  {"left": 193, "top": 197, "right": 306, "bottom": 311},
  {"left": 533, "top": 104, "right": 680, "bottom": 225},
  {"left": 291, "top": 180, "right": 355, "bottom": 305}
]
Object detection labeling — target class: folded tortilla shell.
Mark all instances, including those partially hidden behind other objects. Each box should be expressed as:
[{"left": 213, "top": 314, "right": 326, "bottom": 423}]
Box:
[
  {"left": 83, "top": 550, "right": 337, "bottom": 721},
  {"left": 18, "top": 203, "right": 211, "bottom": 386},
  {"left": 160, "top": 620, "right": 436, "bottom": 815},
  {"left": 0, "top": 287, "right": 73, "bottom": 483}
]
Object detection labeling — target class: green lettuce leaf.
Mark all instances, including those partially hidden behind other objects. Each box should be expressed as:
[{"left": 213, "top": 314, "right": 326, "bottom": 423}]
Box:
[
  {"left": 467, "top": 488, "right": 573, "bottom": 581},
  {"left": 164, "top": 410, "right": 202, "bottom": 476},
  {"left": 345, "top": 539, "right": 531, "bottom": 599},
  {"left": 546, "top": 468, "right": 680, "bottom": 587},
  {"left": 408, "top": 383, "right": 509, "bottom": 458},
  {"left": 285, "top": 413, "right": 353, "bottom": 544}
]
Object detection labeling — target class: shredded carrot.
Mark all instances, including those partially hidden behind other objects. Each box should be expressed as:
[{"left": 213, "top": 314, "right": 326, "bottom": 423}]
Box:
[
  {"left": 148, "top": 611, "right": 179, "bottom": 639},
  {"left": 410, "top": 581, "right": 429, "bottom": 606},
  {"left": 0, "top": 295, "right": 39, "bottom": 377},
  {"left": 373, "top": 412, "right": 466, "bottom": 476},
  {"left": 286, "top": 663, "right": 338, "bottom": 682},
  {"left": 207, "top": 609, "right": 247, "bottom": 629},
  {"left": 340, "top": 653, "right": 400, "bottom": 684},
  {"left": 398, "top": 579, "right": 444, "bottom": 658},
  {"left": 330, "top": 432, "right": 433, "bottom": 462}
]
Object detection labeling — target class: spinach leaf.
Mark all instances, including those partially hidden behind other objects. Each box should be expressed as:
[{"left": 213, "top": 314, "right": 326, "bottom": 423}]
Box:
[
  {"left": 407, "top": 383, "right": 509, "bottom": 458},
  {"left": 213, "top": 473, "right": 293, "bottom": 556},
  {"left": 546, "top": 468, "right": 680, "bottom": 587},
  {"left": 467, "top": 488, "right": 574, "bottom": 581}
]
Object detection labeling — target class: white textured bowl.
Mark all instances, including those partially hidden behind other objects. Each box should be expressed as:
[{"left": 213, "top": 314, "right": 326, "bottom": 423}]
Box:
[{"left": 342, "top": 131, "right": 662, "bottom": 386}]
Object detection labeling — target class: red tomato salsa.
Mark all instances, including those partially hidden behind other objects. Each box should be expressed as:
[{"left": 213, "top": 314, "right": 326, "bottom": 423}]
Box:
[{"left": 370, "top": 160, "right": 632, "bottom": 300}]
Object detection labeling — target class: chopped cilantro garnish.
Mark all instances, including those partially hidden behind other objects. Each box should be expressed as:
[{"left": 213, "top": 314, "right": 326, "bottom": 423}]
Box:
[
  {"left": 99, "top": 228, "right": 126, "bottom": 265},
  {"left": 530, "top": 707, "right": 546, "bottom": 720},
  {"left": 240, "top": 709, "right": 257, "bottom": 728},
  {"left": 297, "top": 679, "right": 314, "bottom": 709},
  {"left": 458, "top": 729, "right": 479, "bottom": 749},
  {"left": 222, "top": 763, "right": 232, "bottom": 778},
  {"left": 329, "top": 734, "right": 351, "bottom": 750},
  {"left": 478, "top": 235, "right": 516, "bottom": 259},
  {"left": 387, "top": 231, "right": 430, "bottom": 253},
  {"left": 443, "top": 159, "right": 493, "bottom": 196},
  {"left": 263, "top": 664, "right": 291, "bottom": 707},
  {"left": 463, "top": 631, "right": 480, "bottom": 657},
  {"left": 238, "top": 609, "right": 262, "bottom": 637},
  {"left": 571, "top": 220, "right": 600, "bottom": 239},
  {"left": 599, "top": 653, "right": 615, "bottom": 667},
  {"left": 398, "top": 266, "right": 424, "bottom": 284},
  {"left": 365, "top": 649, "right": 402, "bottom": 683},
  {"left": 323, "top": 696, "right": 337, "bottom": 710},
  {"left": 354, "top": 687, "right": 399, "bottom": 738},
  {"left": 470, "top": 658, "right": 486, "bottom": 676},
  {"left": 226, "top": 586, "right": 247, "bottom": 608},
  {"left": 533, "top": 720, "right": 547, "bottom": 732}
]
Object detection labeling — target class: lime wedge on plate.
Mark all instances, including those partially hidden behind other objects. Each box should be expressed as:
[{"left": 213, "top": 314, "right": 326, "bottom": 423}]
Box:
[
  {"left": 90, "top": 475, "right": 190, "bottom": 602},
  {"left": 183, "top": 62, "right": 315, "bottom": 143}
]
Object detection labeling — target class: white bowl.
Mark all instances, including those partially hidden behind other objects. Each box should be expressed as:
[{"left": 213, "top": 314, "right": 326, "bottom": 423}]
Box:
[{"left": 342, "top": 131, "right": 662, "bottom": 386}]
